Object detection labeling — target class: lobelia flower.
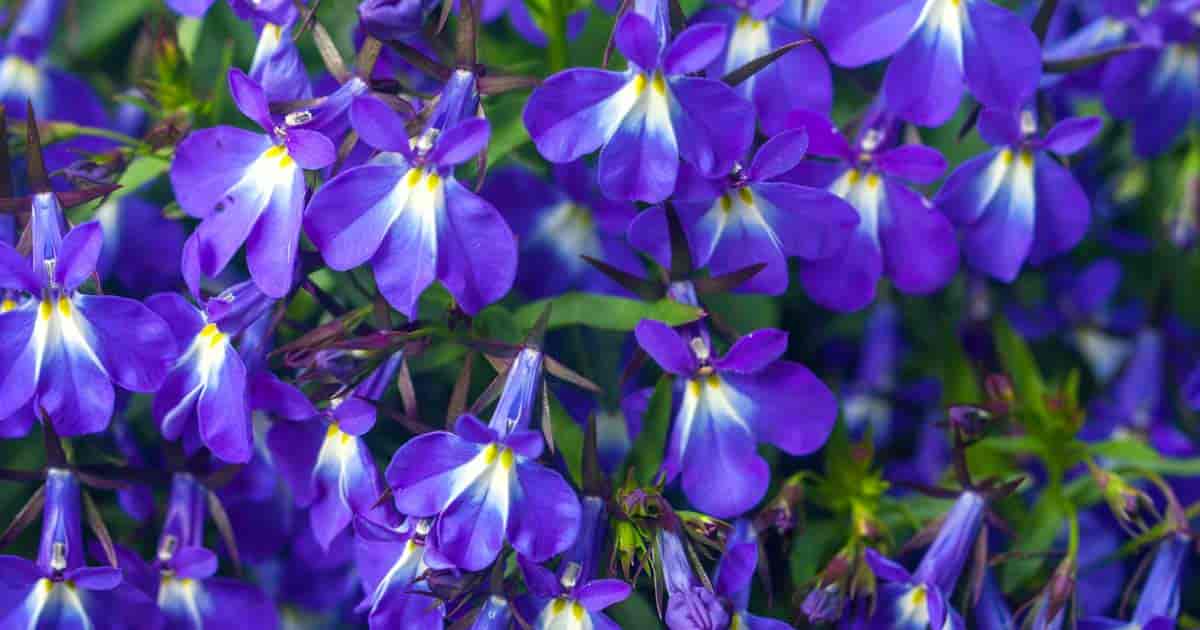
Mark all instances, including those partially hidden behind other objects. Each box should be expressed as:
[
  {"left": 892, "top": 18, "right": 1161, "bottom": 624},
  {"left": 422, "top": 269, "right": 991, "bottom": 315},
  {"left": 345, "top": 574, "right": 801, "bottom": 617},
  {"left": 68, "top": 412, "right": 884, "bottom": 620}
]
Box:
[
  {"left": 112, "top": 473, "right": 280, "bottom": 630},
  {"left": 304, "top": 81, "right": 517, "bottom": 318},
  {"left": 471, "top": 595, "right": 516, "bottom": 630},
  {"left": 480, "top": 160, "right": 640, "bottom": 299},
  {"left": 250, "top": 17, "right": 312, "bottom": 103},
  {"left": 634, "top": 320, "right": 837, "bottom": 517},
  {"left": 818, "top": 0, "right": 1042, "bottom": 127},
  {"left": 712, "top": 520, "right": 792, "bottom": 629},
  {"left": 626, "top": 128, "right": 859, "bottom": 296},
  {"left": 862, "top": 491, "right": 987, "bottom": 630},
  {"left": 783, "top": 108, "right": 959, "bottom": 311},
  {"left": 147, "top": 279, "right": 315, "bottom": 463},
  {"left": 0, "top": 0, "right": 107, "bottom": 133},
  {"left": 384, "top": 347, "right": 581, "bottom": 570},
  {"left": 1100, "top": 4, "right": 1199, "bottom": 156},
  {"left": 936, "top": 109, "right": 1102, "bottom": 283},
  {"left": 524, "top": 11, "right": 755, "bottom": 202},
  {"left": 352, "top": 517, "right": 449, "bottom": 629},
  {"left": 268, "top": 352, "right": 403, "bottom": 549},
  {"left": 657, "top": 527, "right": 729, "bottom": 630},
  {"left": 693, "top": 0, "right": 833, "bottom": 134},
  {"left": 0, "top": 468, "right": 163, "bottom": 629},
  {"left": 520, "top": 558, "right": 632, "bottom": 630},
  {"left": 1079, "top": 533, "right": 1191, "bottom": 630},
  {"left": 359, "top": 0, "right": 443, "bottom": 40},
  {"left": 0, "top": 192, "right": 176, "bottom": 436},
  {"left": 170, "top": 69, "right": 336, "bottom": 298}
]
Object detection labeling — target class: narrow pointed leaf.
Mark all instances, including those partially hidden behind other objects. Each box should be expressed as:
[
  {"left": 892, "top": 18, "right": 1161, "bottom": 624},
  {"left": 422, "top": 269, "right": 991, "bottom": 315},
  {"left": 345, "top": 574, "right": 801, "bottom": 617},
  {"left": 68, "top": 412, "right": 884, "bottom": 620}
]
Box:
[
  {"left": 83, "top": 490, "right": 118, "bottom": 567},
  {"left": 0, "top": 484, "right": 45, "bottom": 549},
  {"left": 722, "top": 39, "right": 812, "bottom": 87},
  {"left": 581, "top": 254, "right": 662, "bottom": 300},
  {"left": 207, "top": 491, "right": 242, "bottom": 575},
  {"left": 1044, "top": 44, "right": 1141, "bottom": 74}
]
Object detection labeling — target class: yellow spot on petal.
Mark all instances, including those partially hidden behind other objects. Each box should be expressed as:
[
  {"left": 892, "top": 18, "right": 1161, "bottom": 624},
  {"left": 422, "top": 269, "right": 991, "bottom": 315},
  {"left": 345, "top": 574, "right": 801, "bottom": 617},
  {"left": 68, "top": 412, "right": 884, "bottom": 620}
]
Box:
[
  {"left": 426, "top": 171, "right": 441, "bottom": 192},
  {"left": 846, "top": 169, "right": 861, "bottom": 185},
  {"left": 38, "top": 300, "right": 52, "bottom": 321},
  {"left": 404, "top": 169, "right": 423, "bottom": 187},
  {"left": 264, "top": 22, "right": 282, "bottom": 42},
  {"left": 705, "top": 374, "right": 721, "bottom": 389},
  {"left": 499, "top": 447, "right": 514, "bottom": 470},
  {"left": 1000, "top": 149, "right": 1013, "bottom": 165},
  {"left": 1019, "top": 151, "right": 1034, "bottom": 168},
  {"left": 737, "top": 187, "right": 754, "bottom": 205},
  {"left": 865, "top": 173, "right": 881, "bottom": 189},
  {"left": 909, "top": 584, "right": 927, "bottom": 606},
  {"left": 278, "top": 153, "right": 294, "bottom": 169},
  {"left": 482, "top": 443, "right": 499, "bottom": 465},
  {"left": 651, "top": 73, "right": 667, "bottom": 96},
  {"left": 3, "top": 298, "right": 18, "bottom": 313},
  {"left": 40, "top": 578, "right": 53, "bottom": 594},
  {"left": 571, "top": 602, "right": 585, "bottom": 620},
  {"left": 551, "top": 598, "right": 567, "bottom": 614},
  {"left": 719, "top": 195, "right": 733, "bottom": 213},
  {"left": 198, "top": 323, "right": 226, "bottom": 348},
  {"left": 632, "top": 73, "right": 648, "bottom": 95},
  {"left": 264, "top": 145, "right": 287, "bottom": 159},
  {"left": 57, "top": 297, "right": 71, "bottom": 318},
  {"left": 687, "top": 380, "right": 701, "bottom": 396}
]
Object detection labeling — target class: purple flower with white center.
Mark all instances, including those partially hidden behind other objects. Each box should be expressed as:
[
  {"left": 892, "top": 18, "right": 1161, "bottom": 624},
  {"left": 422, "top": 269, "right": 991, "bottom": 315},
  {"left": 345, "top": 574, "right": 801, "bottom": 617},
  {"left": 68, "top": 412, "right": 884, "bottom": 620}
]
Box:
[
  {"left": 657, "top": 527, "right": 729, "bottom": 629},
  {"left": 147, "top": 280, "right": 314, "bottom": 463},
  {"left": 524, "top": 11, "right": 754, "bottom": 202},
  {"left": 693, "top": 0, "right": 832, "bottom": 134},
  {"left": 819, "top": 0, "right": 1042, "bottom": 127},
  {"left": 170, "top": 69, "right": 336, "bottom": 298},
  {"left": 634, "top": 320, "right": 836, "bottom": 517},
  {"left": 936, "top": 109, "right": 1102, "bottom": 283},
  {"left": 268, "top": 353, "right": 402, "bottom": 549},
  {"left": 713, "top": 520, "right": 792, "bottom": 629},
  {"left": 250, "top": 19, "right": 312, "bottom": 103},
  {"left": 108, "top": 473, "right": 280, "bottom": 630},
  {"left": 862, "top": 491, "right": 985, "bottom": 630},
  {"left": 0, "top": 0, "right": 107, "bottom": 133},
  {"left": 520, "top": 558, "right": 631, "bottom": 630},
  {"left": 627, "top": 128, "right": 859, "bottom": 296},
  {"left": 384, "top": 348, "right": 581, "bottom": 570},
  {"left": 481, "top": 160, "right": 640, "bottom": 299},
  {"left": 1079, "top": 533, "right": 1190, "bottom": 630},
  {"left": 352, "top": 517, "right": 448, "bottom": 629},
  {"left": 0, "top": 468, "right": 163, "bottom": 630},
  {"left": 785, "top": 108, "right": 959, "bottom": 311},
  {"left": 1101, "top": 6, "right": 1199, "bottom": 156},
  {"left": 304, "top": 97, "right": 517, "bottom": 318},
  {"left": 0, "top": 193, "right": 177, "bottom": 437}
]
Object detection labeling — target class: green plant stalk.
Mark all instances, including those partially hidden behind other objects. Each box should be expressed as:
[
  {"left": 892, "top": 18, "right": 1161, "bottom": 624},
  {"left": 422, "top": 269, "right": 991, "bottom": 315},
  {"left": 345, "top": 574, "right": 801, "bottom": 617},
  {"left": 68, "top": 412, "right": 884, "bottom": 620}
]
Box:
[{"left": 547, "top": 0, "right": 569, "bottom": 72}]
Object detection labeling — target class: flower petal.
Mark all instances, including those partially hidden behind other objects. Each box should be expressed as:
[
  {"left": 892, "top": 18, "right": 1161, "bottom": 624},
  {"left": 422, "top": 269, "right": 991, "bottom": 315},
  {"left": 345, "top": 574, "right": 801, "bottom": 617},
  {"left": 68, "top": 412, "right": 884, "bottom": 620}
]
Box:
[
  {"left": 245, "top": 167, "right": 305, "bottom": 297},
  {"left": 720, "top": 360, "right": 836, "bottom": 455},
  {"left": 669, "top": 75, "right": 753, "bottom": 179},
  {"left": 170, "top": 127, "right": 274, "bottom": 219},
  {"left": 882, "top": 7, "right": 966, "bottom": 127},
  {"left": 228, "top": 68, "right": 275, "bottom": 132},
  {"left": 713, "top": 329, "right": 788, "bottom": 374},
  {"left": 197, "top": 345, "right": 252, "bottom": 463},
  {"left": 879, "top": 180, "right": 959, "bottom": 295},
  {"left": 507, "top": 459, "right": 581, "bottom": 562},
  {"left": 1042, "top": 116, "right": 1103, "bottom": 156},
  {"left": 386, "top": 431, "right": 482, "bottom": 516},
  {"left": 429, "top": 118, "right": 491, "bottom": 167},
  {"left": 873, "top": 145, "right": 946, "bottom": 184},
  {"left": 524, "top": 68, "right": 636, "bottom": 164},
  {"left": 614, "top": 12, "right": 662, "bottom": 72},
  {"left": 284, "top": 128, "right": 337, "bottom": 170},
  {"left": 1028, "top": 153, "right": 1090, "bottom": 266},
  {"left": 662, "top": 23, "right": 727, "bottom": 76},
  {"left": 305, "top": 164, "right": 405, "bottom": 271},
  {"left": 634, "top": 319, "right": 697, "bottom": 376},
  {"left": 747, "top": 129, "right": 809, "bottom": 183},
  {"left": 437, "top": 179, "right": 517, "bottom": 314},
  {"left": 818, "top": 0, "right": 925, "bottom": 67},
  {"left": 963, "top": 0, "right": 1041, "bottom": 114},
  {"left": 73, "top": 294, "right": 176, "bottom": 392}
]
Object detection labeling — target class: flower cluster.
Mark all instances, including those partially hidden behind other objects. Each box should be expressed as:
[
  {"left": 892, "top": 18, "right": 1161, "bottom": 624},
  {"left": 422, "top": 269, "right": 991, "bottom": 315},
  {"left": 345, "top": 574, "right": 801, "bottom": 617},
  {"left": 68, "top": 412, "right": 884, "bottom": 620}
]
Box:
[{"left": 0, "top": 0, "right": 1197, "bottom": 628}]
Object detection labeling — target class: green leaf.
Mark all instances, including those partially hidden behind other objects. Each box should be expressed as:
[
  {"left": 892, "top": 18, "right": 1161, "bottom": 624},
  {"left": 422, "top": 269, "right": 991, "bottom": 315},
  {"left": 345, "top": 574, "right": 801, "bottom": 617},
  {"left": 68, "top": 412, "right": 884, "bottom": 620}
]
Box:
[
  {"left": 992, "top": 316, "right": 1047, "bottom": 420},
  {"left": 513, "top": 293, "right": 703, "bottom": 332},
  {"left": 607, "top": 591, "right": 662, "bottom": 629},
  {"left": 1089, "top": 439, "right": 1200, "bottom": 476},
  {"left": 483, "top": 93, "right": 532, "bottom": 166},
  {"left": 1002, "top": 490, "right": 1065, "bottom": 591},
  {"left": 110, "top": 153, "right": 172, "bottom": 203},
  {"left": 547, "top": 391, "right": 585, "bottom": 486},
  {"left": 177, "top": 17, "right": 204, "bottom": 66},
  {"left": 632, "top": 375, "right": 673, "bottom": 485},
  {"left": 72, "top": 0, "right": 159, "bottom": 58}
]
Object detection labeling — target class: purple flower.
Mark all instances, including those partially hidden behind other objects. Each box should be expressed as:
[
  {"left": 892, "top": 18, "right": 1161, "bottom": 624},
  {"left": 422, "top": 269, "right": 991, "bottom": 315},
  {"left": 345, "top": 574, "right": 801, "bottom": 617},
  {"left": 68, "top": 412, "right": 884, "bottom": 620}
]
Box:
[
  {"left": 693, "top": 0, "right": 833, "bottom": 134},
  {"left": 937, "top": 110, "right": 1102, "bottom": 282},
  {"left": 471, "top": 595, "right": 515, "bottom": 630},
  {"left": 819, "top": 0, "right": 1042, "bottom": 127},
  {"left": 359, "top": 0, "right": 442, "bottom": 40},
  {"left": 524, "top": 11, "right": 754, "bottom": 202},
  {"left": 147, "top": 280, "right": 314, "bottom": 463},
  {"left": 0, "top": 193, "right": 176, "bottom": 436},
  {"left": 95, "top": 196, "right": 186, "bottom": 296},
  {"left": 784, "top": 109, "right": 959, "bottom": 311},
  {"left": 520, "top": 556, "right": 631, "bottom": 630},
  {"left": 1079, "top": 533, "right": 1190, "bottom": 630},
  {"left": 628, "top": 128, "right": 859, "bottom": 296},
  {"left": 657, "top": 527, "right": 729, "bottom": 630},
  {"left": 862, "top": 491, "right": 986, "bottom": 629},
  {"left": 0, "top": 0, "right": 107, "bottom": 133},
  {"left": 384, "top": 349, "right": 580, "bottom": 570},
  {"left": 634, "top": 320, "right": 836, "bottom": 517},
  {"left": 0, "top": 468, "right": 163, "bottom": 629},
  {"left": 1101, "top": 6, "right": 1199, "bottom": 156},
  {"left": 250, "top": 20, "right": 312, "bottom": 103},
  {"left": 268, "top": 353, "right": 402, "bottom": 549},
  {"left": 352, "top": 517, "right": 448, "bottom": 630},
  {"left": 304, "top": 88, "right": 517, "bottom": 317},
  {"left": 713, "top": 520, "right": 792, "bottom": 629},
  {"left": 171, "top": 69, "right": 336, "bottom": 298},
  {"left": 481, "top": 160, "right": 640, "bottom": 299}
]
